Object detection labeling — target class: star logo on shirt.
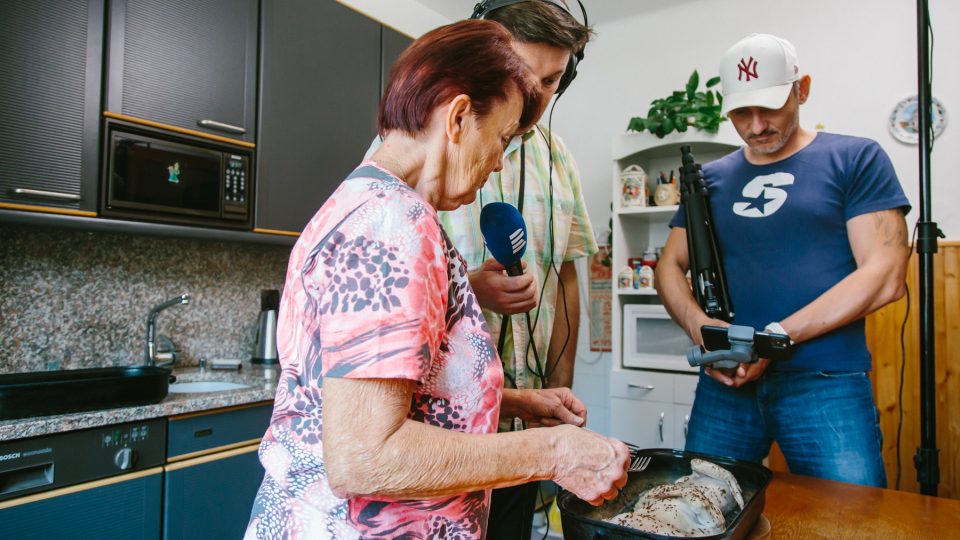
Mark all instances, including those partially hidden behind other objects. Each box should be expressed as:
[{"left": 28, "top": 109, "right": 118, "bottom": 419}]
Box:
[
  {"left": 741, "top": 190, "right": 775, "bottom": 213},
  {"left": 732, "top": 172, "right": 795, "bottom": 218}
]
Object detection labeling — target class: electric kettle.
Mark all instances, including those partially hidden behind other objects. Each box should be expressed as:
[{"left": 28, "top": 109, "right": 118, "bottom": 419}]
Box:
[{"left": 252, "top": 289, "right": 280, "bottom": 364}]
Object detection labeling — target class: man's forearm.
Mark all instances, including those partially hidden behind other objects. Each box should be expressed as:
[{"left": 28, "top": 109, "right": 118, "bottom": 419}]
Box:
[
  {"left": 546, "top": 261, "right": 579, "bottom": 388},
  {"left": 656, "top": 261, "right": 708, "bottom": 342}
]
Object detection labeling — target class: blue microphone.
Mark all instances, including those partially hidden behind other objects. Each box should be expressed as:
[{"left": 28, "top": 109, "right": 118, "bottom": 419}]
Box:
[{"left": 479, "top": 202, "right": 527, "bottom": 276}]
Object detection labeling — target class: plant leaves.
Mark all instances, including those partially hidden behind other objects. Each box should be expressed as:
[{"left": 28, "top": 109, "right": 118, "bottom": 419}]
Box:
[
  {"left": 706, "top": 92, "right": 714, "bottom": 108},
  {"left": 686, "top": 70, "right": 699, "bottom": 101},
  {"left": 661, "top": 117, "right": 675, "bottom": 133},
  {"left": 626, "top": 117, "right": 646, "bottom": 132},
  {"left": 706, "top": 76, "right": 721, "bottom": 88}
]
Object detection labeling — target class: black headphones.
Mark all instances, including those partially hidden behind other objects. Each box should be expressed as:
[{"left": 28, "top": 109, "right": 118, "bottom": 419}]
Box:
[{"left": 470, "top": 0, "right": 588, "bottom": 95}]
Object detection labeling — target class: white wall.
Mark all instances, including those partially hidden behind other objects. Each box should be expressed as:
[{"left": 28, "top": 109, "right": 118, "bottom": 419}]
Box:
[{"left": 335, "top": 0, "right": 448, "bottom": 37}]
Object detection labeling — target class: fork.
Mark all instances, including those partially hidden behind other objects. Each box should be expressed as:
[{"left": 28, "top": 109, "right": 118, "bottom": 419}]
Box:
[
  {"left": 622, "top": 441, "right": 653, "bottom": 472},
  {"left": 629, "top": 454, "right": 652, "bottom": 472}
]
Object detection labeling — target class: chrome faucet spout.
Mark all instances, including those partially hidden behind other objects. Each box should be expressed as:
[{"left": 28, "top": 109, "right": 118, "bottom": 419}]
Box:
[{"left": 145, "top": 294, "right": 191, "bottom": 366}]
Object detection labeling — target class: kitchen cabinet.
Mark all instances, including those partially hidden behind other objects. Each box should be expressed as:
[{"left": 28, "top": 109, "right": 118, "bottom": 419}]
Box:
[
  {"left": 105, "top": 0, "right": 259, "bottom": 143},
  {"left": 255, "top": 0, "right": 413, "bottom": 235},
  {"left": 0, "top": 0, "right": 104, "bottom": 214},
  {"left": 609, "top": 367, "right": 697, "bottom": 449},
  {"left": 1, "top": 469, "right": 164, "bottom": 540},
  {"left": 163, "top": 403, "right": 273, "bottom": 540},
  {"left": 163, "top": 403, "right": 271, "bottom": 540}
]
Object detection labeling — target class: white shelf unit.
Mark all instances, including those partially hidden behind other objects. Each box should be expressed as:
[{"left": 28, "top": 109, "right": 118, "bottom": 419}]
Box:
[{"left": 609, "top": 130, "right": 739, "bottom": 449}]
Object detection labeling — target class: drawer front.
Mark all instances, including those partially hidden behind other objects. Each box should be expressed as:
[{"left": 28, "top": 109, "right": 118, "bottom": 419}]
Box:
[
  {"left": 0, "top": 468, "right": 163, "bottom": 540},
  {"left": 168, "top": 403, "right": 272, "bottom": 459},
  {"left": 164, "top": 444, "right": 263, "bottom": 540},
  {"left": 610, "top": 398, "right": 674, "bottom": 449},
  {"left": 609, "top": 369, "right": 674, "bottom": 403},
  {"left": 673, "top": 373, "right": 700, "bottom": 405}
]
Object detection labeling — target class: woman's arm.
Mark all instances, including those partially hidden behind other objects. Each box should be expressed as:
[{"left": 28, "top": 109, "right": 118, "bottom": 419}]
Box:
[{"left": 323, "top": 377, "right": 628, "bottom": 504}]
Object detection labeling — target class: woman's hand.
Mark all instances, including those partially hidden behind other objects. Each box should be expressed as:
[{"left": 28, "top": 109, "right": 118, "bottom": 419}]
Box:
[
  {"left": 501, "top": 387, "right": 586, "bottom": 427},
  {"left": 549, "top": 425, "right": 630, "bottom": 506}
]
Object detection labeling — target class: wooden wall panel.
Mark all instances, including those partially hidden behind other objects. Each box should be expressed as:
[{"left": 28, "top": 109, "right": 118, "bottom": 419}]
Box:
[
  {"left": 768, "top": 243, "right": 958, "bottom": 501},
  {"left": 868, "top": 242, "right": 959, "bottom": 499}
]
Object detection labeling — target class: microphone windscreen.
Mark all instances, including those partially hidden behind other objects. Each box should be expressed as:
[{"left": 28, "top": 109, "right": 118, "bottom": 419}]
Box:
[{"left": 479, "top": 202, "right": 527, "bottom": 268}]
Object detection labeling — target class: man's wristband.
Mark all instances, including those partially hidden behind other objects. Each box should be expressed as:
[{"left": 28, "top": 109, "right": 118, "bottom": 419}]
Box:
[{"left": 764, "top": 322, "right": 794, "bottom": 345}]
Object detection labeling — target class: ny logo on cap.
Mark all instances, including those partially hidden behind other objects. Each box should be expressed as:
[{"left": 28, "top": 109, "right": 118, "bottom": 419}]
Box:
[{"left": 738, "top": 56, "right": 759, "bottom": 81}]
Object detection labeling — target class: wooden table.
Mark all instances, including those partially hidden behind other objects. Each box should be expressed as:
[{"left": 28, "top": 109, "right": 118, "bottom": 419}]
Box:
[{"left": 763, "top": 471, "right": 960, "bottom": 539}]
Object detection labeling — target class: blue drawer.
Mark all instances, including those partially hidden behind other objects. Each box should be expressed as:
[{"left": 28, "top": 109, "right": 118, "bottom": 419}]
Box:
[{"left": 167, "top": 403, "right": 272, "bottom": 459}]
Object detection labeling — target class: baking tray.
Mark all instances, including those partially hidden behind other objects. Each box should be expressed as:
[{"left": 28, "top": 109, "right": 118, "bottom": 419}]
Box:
[
  {"left": 0, "top": 366, "right": 173, "bottom": 420},
  {"left": 559, "top": 448, "right": 772, "bottom": 540}
]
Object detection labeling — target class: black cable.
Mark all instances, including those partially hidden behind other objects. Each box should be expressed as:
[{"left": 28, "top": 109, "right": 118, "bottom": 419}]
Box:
[{"left": 896, "top": 224, "right": 919, "bottom": 490}]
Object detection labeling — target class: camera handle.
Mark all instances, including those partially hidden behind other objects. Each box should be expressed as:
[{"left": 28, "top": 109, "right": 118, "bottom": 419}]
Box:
[{"left": 686, "top": 325, "right": 758, "bottom": 369}]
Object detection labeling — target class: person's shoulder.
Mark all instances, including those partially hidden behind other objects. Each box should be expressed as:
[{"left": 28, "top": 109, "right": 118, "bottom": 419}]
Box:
[
  {"left": 815, "top": 132, "right": 886, "bottom": 154},
  {"left": 703, "top": 146, "right": 745, "bottom": 174},
  {"left": 813, "top": 132, "right": 892, "bottom": 165},
  {"left": 529, "top": 124, "right": 572, "bottom": 153}
]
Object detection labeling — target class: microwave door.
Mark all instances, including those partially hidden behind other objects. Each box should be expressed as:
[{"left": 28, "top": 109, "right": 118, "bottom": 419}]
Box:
[{"left": 108, "top": 135, "right": 222, "bottom": 218}]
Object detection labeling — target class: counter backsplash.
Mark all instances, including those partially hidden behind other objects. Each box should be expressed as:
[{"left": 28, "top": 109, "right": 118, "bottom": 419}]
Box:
[{"left": 0, "top": 224, "right": 290, "bottom": 373}]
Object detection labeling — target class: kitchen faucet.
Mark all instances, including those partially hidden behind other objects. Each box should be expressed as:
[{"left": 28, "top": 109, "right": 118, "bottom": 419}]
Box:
[{"left": 145, "top": 294, "right": 191, "bottom": 366}]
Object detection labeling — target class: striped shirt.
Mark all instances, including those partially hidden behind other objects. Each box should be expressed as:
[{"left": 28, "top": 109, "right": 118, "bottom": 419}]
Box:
[{"left": 439, "top": 126, "right": 597, "bottom": 396}]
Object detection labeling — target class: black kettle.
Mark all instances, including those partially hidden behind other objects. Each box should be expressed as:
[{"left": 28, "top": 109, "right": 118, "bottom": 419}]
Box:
[{"left": 252, "top": 289, "right": 280, "bottom": 364}]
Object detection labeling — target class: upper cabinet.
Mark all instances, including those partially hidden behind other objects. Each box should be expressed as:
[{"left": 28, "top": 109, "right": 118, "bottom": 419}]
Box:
[
  {"left": 255, "top": 0, "right": 412, "bottom": 235},
  {"left": 0, "top": 0, "right": 104, "bottom": 213},
  {"left": 105, "top": 0, "right": 259, "bottom": 143}
]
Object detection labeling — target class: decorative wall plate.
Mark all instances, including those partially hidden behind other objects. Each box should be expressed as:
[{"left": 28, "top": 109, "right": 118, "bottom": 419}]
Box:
[{"left": 888, "top": 95, "right": 947, "bottom": 144}]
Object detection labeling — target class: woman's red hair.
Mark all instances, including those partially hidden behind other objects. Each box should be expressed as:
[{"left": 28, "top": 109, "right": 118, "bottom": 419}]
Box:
[{"left": 378, "top": 19, "right": 540, "bottom": 136}]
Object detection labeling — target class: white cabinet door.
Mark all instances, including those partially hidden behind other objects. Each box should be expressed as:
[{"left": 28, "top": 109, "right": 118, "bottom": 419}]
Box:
[
  {"left": 610, "top": 397, "right": 674, "bottom": 449},
  {"left": 673, "top": 403, "right": 693, "bottom": 450}
]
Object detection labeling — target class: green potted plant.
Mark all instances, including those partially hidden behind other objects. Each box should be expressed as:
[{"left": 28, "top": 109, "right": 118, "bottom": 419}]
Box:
[{"left": 627, "top": 70, "right": 727, "bottom": 138}]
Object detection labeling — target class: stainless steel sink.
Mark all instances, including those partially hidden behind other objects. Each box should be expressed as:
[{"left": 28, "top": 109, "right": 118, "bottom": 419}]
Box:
[{"left": 168, "top": 381, "right": 250, "bottom": 394}]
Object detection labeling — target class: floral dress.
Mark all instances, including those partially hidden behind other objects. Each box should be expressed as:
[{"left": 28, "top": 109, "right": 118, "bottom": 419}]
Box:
[{"left": 244, "top": 163, "right": 504, "bottom": 540}]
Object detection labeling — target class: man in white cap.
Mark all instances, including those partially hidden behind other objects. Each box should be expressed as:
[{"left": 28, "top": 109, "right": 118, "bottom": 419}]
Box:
[{"left": 656, "top": 33, "right": 911, "bottom": 487}]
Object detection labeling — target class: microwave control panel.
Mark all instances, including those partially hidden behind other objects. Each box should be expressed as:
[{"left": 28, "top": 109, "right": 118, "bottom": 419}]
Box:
[{"left": 224, "top": 154, "right": 249, "bottom": 217}]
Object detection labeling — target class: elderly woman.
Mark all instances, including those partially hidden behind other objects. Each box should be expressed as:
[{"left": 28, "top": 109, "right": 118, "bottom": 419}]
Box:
[{"left": 245, "top": 20, "right": 628, "bottom": 539}]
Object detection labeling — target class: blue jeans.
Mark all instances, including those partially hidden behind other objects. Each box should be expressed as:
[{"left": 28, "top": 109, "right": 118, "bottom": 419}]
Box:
[{"left": 685, "top": 369, "right": 887, "bottom": 488}]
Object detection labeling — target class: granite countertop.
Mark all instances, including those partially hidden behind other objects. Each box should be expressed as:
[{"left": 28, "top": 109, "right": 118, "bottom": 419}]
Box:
[{"left": 0, "top": 361, "right": 280, "bottom": 442}]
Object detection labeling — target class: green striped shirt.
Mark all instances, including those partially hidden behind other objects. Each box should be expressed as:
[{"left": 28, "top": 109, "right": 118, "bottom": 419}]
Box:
[{"left": 439, "top": 126, "right": 597, "bottom": 393}]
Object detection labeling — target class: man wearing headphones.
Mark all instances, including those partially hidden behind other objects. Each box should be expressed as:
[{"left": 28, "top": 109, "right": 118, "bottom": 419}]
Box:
[{"left": 452, "top": 2, "right": 596, "bottom": 538}]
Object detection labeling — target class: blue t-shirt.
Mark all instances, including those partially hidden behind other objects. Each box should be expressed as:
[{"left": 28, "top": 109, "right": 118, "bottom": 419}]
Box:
[{"left": 670, "top": 133, "right": 910, "bottom": 372}]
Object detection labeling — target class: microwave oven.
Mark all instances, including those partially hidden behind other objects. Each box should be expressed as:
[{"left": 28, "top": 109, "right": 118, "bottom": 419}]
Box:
[
  {"left": 622, "top": 303, "right": 697, "bottom": 372},
  {"left": 101, "top": 120, "right": 253, "bottom": 229}
]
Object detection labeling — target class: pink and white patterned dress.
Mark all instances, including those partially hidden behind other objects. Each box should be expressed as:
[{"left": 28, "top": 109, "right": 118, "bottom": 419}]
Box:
[{"left": 244, "top": 163, "right": 504, "bottom": 540}]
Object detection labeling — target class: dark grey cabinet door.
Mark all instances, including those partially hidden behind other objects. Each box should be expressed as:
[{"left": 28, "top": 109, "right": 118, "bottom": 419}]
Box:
[
  {"left": 381, "top": 25, "right": 413, "bottom": 96},
  {"left": 106, "top": 0, "right": 258, "bottom": 142},
  {"left": 163, "top": 446, "right": 263, "bottom": 540},
  {"left": 1, "top": 470, "right": 163, "bottom": 540},
  {"left": 255, "top": 0, "right": 383, "bottom": 234},
  {"left": 0, "top": 0, "right": 103, "bottom": 212}
]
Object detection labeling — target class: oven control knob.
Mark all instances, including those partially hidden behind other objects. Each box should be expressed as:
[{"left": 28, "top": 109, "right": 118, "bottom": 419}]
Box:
[{"left": 114, "top": 447, "right": 136, "bottom": 471}]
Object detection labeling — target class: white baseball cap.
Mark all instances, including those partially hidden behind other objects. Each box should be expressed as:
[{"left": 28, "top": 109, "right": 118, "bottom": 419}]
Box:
[{"left": 719, "top": 33, "right": 800, "bottom": 114}]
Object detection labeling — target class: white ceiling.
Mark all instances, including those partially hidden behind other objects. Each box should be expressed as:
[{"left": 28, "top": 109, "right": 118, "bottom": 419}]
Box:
[{"left": 413, "top": 0, "right": 704, "bottom": 25}]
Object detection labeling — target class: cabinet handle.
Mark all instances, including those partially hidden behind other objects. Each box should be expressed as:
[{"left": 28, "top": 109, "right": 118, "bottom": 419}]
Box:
[
  {"left": 198, "top": 119, "right": 246, "bottom": 135},
  {"left": 683, "top": 414, "right": 690, "bottom": 439},
  {"left": 627, "top": 383, "right": 655, "bottom": 391},
  {"left": 9, "top": 188, "right": 81, "bottom": 202},
  {"left": 658, "top": 412, "right": 665, "bottom": 443}
]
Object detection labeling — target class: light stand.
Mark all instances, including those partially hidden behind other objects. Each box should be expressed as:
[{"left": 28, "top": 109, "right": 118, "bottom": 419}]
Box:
[{"left": 913, "top": 0, "right": 943, "bottom": 497}]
